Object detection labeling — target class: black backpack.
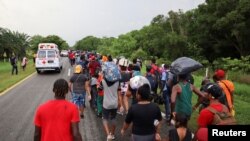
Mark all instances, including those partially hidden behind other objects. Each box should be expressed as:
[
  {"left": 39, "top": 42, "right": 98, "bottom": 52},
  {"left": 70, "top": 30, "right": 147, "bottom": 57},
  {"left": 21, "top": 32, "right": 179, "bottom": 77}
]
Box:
[
  {"left": 146, "top": 73, "right": 157, "bottom": 91},
  {"left": 10, "top": 57, "right": 16, "bottom": 65}
]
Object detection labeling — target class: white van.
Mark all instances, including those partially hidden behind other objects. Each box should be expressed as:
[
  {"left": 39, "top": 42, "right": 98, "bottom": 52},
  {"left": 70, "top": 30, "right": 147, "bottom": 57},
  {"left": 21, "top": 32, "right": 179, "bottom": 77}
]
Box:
[{"left": 35, "top": 43, "right": 63, "bottom": 73}]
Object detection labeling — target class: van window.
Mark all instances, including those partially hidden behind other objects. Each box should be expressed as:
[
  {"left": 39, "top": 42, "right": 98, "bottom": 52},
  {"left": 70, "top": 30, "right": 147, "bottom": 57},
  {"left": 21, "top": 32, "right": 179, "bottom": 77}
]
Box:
[
  {"left": 48, "top": 51, "right": 56, "bottom": 58},
  {"left": 38, "top": 50, "right": 46, "bottom": 58}
]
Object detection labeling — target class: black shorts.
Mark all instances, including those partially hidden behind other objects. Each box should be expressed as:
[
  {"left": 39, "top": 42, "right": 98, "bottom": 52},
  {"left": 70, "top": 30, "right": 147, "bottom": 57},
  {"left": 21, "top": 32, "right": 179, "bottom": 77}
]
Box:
[{"left": 102, "top": 108, "right": 117, "bottom": 120}]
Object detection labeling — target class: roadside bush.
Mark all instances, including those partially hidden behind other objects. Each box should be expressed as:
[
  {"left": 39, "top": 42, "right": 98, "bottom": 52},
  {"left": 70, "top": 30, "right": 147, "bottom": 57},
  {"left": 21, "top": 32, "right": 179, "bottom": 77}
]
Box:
[{"left": 212, "top": 56, "right": 250, "bottom": 73}]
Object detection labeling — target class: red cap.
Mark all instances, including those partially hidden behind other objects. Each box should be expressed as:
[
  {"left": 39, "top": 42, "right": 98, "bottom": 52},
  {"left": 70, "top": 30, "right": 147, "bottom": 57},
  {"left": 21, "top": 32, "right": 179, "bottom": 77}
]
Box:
[{"left": 214, "top": 69, "right": 225, "bottom": 79}]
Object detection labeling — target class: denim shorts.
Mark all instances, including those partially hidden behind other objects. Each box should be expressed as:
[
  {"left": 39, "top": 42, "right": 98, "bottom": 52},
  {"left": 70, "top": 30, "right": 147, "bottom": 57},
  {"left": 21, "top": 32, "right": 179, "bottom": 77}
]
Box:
[{"left": 71, "top": 92, "right": 86, "bottom": 107}]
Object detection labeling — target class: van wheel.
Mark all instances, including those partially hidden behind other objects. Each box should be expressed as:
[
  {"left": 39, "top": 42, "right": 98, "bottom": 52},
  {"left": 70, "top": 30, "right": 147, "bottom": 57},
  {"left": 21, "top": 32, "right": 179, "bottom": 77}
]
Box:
[
  {"left": 36, "top": 69, "right": 41, "bottom": 74},
  {"left": 57, "top": 68, "right": 61, "bottom": 73}
]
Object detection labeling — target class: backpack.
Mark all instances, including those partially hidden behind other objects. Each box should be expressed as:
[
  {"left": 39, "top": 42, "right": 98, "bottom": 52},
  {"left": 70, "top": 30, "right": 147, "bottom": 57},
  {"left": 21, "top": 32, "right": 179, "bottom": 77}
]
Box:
[
  {"left": 10, "top": 57, "right": 16, "bottom": 65},
  {"left": 160, "top": 70, "right": 169, "bottom": 90},
  {"left": 132, "top": 70, "right": 141, "bottom": 77},
  {"left": 102, "top": 62, "right": 121, "bottom": 82},
  {"left": 146, "top": 73, "right": 157, "bottom": 91},
  {"left": 207, "top": 105, "right": 237, "bottom": 125},
  {"left": 151, "top": 64, "right": 161, "bottom": 84}
]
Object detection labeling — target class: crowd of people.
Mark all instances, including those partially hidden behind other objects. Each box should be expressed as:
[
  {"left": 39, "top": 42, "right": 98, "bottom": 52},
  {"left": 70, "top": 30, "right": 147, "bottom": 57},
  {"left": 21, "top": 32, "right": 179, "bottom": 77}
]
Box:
[{"left": 33, "top": 50, "right": 236, "bottom": 141}]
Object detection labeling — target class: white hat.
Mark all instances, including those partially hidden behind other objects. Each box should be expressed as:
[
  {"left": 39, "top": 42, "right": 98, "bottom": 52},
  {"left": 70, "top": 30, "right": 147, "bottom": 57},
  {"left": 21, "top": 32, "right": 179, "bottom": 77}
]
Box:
[
  {"left": 129, "top": 76, "right": 151, "bottom": 90},
  {"left": 118, "top": 58, "right": 129, "bottom": 67}
]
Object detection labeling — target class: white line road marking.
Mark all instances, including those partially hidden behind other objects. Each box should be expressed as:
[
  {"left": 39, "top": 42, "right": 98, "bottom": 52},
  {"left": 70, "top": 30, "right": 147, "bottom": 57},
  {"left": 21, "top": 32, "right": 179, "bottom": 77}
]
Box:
[{"left": 68, "top": 68, "right": 71, "bottom": 76}]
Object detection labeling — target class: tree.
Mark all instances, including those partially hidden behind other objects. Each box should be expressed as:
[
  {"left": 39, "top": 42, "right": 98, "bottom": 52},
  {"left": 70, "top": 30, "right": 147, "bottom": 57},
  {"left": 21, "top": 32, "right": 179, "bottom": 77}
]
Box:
[
  {"left": 96, "top": 37, "right": 115, "bottom": 55},
  {"left": 74, "top": 36, "right": 101, "bottom": 51},
  {"left": 0, "top": 28, "right": 30, "bottom": 59},
  {"left": 42, "top": 35, "right": 69, "bottom": 51},
  {"left": 109, "top": 33, "right": 137, "bottom": 58},
  {"left": 187, "top": 0, "right": 250, "bottom": 62},
  {"left": 29, "top": 35, "right": 44, "bottom": 53},
  {"left": 139, "top": 25, "right": 166, "bottom": 58}
]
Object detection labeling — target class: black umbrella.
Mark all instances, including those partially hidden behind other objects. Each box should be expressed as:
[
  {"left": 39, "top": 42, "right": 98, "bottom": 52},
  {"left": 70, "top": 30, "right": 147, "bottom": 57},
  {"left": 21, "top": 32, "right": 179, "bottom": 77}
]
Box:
[{"left": 170, "top": 57, "right": 203, "bottom": 75}]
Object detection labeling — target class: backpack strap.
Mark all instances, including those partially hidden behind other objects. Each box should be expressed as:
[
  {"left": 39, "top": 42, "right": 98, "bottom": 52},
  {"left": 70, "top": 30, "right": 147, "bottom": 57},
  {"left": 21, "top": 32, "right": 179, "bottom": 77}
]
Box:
[
  {"left": 207, "top": 105, "right": 231, "bottom": 124},
  {"left": 207, "top": 106, "right": 221, "bottom": 124},
  {"left": 207, "top": 106, "right": 218, "bottom": 114},
  {"left": 220, "top": 81, "right": 233, "bottom": 94}
]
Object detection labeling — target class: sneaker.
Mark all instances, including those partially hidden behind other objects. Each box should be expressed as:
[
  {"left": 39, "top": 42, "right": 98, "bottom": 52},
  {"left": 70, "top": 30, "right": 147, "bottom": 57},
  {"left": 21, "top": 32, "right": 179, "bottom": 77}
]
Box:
[
  {"left": 107, "top": 134, "right": 112, "bottom": 141},
  {"left": 111, "top": 134, "right": 115, "bottom": 140},
  {"left": 96, "top": 113, "right": 102, "bottom": 118},
  {"left": 116, "top": 111, "right": 123, "bottom": 115},
  {"left": 109, "top": 133, "right": 115, "bottom": 140}
]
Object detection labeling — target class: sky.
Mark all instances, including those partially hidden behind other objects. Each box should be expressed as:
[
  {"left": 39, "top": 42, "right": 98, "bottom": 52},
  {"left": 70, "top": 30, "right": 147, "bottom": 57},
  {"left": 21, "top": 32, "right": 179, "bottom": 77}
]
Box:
[{"left": 0, "top": 0, "right": 205, "bottom": 46}]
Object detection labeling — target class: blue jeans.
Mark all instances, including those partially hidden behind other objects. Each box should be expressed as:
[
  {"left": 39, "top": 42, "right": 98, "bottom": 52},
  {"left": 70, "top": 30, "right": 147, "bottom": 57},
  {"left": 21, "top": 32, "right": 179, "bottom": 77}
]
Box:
[{"left": 163, "top": 89, "right": 171, "bottom": 119}]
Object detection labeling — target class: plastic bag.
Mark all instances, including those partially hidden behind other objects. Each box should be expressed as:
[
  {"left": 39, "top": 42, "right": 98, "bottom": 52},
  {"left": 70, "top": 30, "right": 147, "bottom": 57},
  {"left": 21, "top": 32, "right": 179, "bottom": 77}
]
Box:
[{"left": 170, "top": 57, "right": 203, "bottom": 75}]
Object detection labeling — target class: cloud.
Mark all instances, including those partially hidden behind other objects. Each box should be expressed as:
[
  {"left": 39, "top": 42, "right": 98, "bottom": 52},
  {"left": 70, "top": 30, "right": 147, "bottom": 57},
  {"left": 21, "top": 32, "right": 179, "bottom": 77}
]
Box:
[{"left": 0, "top": 0, "right": 205, "bottom": 46}]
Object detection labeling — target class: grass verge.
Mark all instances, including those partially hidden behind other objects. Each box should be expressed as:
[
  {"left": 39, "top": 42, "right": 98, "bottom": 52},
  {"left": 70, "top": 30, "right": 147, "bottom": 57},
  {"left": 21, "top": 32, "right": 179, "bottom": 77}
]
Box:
[
  {"left": 188, "top": 75, "right": 250, "bottom": 131},
  {"left": 0, "top": 61, "right": 36, "bottom": 93},
  {"left": 142, "top": 65, "right": 250, "bottom": 131}
]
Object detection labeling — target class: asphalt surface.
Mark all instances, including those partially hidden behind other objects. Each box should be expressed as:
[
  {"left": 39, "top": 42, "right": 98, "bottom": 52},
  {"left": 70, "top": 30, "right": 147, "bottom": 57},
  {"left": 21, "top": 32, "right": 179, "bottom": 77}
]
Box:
[{"left": 0, "top": 57, "right": 171, "bottom": 141}]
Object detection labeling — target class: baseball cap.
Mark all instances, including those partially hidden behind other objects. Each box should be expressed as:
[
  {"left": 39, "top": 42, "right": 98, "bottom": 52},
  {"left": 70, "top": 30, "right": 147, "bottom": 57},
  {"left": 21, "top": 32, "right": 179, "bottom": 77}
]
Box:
[
  {"left": 74, "top": 65, "right": 82, "bottom": 73},
  {"left": 214, "top": 69, "right": 225, "bottom": 79}
]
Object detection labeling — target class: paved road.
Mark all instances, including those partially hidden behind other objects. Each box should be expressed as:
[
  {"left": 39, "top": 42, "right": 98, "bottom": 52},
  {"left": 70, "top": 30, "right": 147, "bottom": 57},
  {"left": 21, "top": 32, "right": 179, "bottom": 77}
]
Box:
[{"left": 0, "top": 57, "right": 171, "bottom": 141}]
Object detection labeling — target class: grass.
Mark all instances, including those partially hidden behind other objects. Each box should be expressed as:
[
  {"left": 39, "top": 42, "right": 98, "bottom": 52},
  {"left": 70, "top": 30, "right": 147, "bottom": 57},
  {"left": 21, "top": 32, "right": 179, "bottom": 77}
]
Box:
[
  {"left": 188, "top": 75, "right": 250, "bottom": 131},
  {"left": 0, "top": 60, "right": 36, "bottom": 93},
  {"left": 141, "top": 65, "right": 250, "bottom": 131}
]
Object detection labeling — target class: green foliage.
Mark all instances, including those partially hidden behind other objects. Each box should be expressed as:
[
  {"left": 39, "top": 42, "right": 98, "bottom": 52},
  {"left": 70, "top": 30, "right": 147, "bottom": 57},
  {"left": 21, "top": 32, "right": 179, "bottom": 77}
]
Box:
[
  {"left": 130, "top": 48, "right": 148, "bottom": 61},
  {"left": 29, "top": 35, "right": 44, "bottom": 53},
  {"left": 74, "top": 36, "right": 101, "bottom": 51},
  {"left": 110, "top": 33, "right": 137, "bottom": 58},
  {"left": 189, "top": 0, "right": 250, "bottom": 60},
  {"left": 1, "top": 28, "right": 70, "bottom": 59},
  {"left": 41, "top": 35, "right": 69, "bottom": 51},
  {"left": 0, "top": 27, "right": 30, "bottom": 59},
  {"left": 96, "top": 37, "right": 115, "bottom": 56},
  {"left": 212, "top": 56, "right": 250, "bottom": 73}
]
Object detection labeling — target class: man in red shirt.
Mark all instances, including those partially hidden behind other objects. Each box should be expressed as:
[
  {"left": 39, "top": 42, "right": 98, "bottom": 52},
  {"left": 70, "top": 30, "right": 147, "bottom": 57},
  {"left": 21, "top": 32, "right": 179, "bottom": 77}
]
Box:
[
  {"left": 197, "top": 83, "right": 229, "bottom": 127},
  {"left": 149, "top": 58, "right": 161, "bottom": 94},
  {"left": 34, "top": 79, "right": 82, "bottom": 141},
  {"left": 69, "top": 51, "right": 75, "bottom": 66},
  {"left": 88, "top": 56, "right": 101, "bottom": 77}
]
